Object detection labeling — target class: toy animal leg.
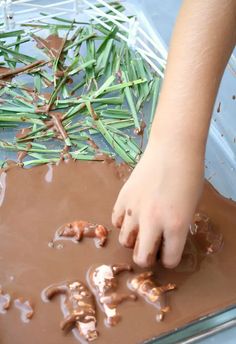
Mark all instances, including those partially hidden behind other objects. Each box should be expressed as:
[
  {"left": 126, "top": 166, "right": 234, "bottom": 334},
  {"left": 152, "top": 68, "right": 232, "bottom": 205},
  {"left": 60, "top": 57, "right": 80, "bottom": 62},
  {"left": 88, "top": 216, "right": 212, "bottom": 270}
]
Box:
[
  {"left": 156, "top": 311, "right": 164, "bottom": 322},
  {"left": 95, "top": 225, "right": 108, "bottom": 245},
  {"left": 100, "top": 293, "right": 137, "bottom": 306},
  {"left": 97, "top": 235, "right": 107, "bottom": 247},
  {"left": 162, "top": 305, "right": 170, "bottom": 313},
  {"left": 60, "top": 313, "right": 78, "bottom": 331},
  {"left": 58, "top": 225, "right": 75, "bottom": 239},
  {"left": 112, "top": 263, "right": 132, "bottom": 275},
  {"left": 106, "top": 314, "right": 120, "bottom": 327},
  {"left": 57, "top": 225, "right": 66, "bottom": 237},
  {"left": 3, "top": 298, "right": 10, "bottom": 310},
  {"left": 74, "top": 229, "right": 83, "bottom": 241},
  {"left": 102, "top": 293, "right": 136, "bottom": 327},
  {"left": 137, "top": 271, "right": 153, "bottom": 280},
  {"left": 116, "top": 293, "right": 137, "bottom": 304},
  {"left": 158, "top": 283, "right": 176, "bottom": 294},
  {"left": 155, "top": 304, "right": 171, "bottom": 322}
]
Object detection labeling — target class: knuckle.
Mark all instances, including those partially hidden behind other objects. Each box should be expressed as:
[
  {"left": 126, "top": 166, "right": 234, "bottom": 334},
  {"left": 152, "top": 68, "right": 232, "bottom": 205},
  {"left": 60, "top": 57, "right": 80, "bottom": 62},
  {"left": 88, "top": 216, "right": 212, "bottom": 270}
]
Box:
[
  {"left": 147, "top": 205, "right": 162, "bottom": 222},
  {"left": 166, "top": 216, "right": 185, "bottom": 235}
]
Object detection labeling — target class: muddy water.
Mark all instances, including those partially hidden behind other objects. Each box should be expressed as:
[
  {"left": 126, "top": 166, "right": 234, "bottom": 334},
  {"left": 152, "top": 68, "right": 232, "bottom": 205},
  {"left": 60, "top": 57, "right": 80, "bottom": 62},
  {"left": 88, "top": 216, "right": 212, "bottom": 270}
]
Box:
[{"left": 0, "top": 160, "right": 236, "bottom": 344}]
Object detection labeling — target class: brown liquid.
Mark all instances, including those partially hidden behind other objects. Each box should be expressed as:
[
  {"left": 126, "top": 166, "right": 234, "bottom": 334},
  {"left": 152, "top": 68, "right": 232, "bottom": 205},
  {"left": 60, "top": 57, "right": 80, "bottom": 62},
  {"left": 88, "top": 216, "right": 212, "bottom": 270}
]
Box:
[{"left": 0, "top": 160, "right": 236, "bottom": 344}]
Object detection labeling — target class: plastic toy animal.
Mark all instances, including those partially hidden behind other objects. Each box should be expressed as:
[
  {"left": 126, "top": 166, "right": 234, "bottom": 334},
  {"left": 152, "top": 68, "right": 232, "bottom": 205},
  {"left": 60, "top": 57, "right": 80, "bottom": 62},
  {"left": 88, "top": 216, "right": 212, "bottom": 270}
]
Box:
[
  {"left": 128, "top": 271, "right": 176, "bottom": 321},
  {"left": 89, "top": 264, "right": 136, "bottom": 326},
  {"left": 56, "top": 220, "right": 108, "bottom": 247},
  {"left": 43, "top": 280, "right": 98, "bottom": 342}
]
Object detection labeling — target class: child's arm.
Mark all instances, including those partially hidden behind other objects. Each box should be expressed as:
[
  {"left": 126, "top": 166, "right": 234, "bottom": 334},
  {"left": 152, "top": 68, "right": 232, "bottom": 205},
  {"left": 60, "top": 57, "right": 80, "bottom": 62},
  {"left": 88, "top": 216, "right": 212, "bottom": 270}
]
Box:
[{"left": 112, "top": 0, "right": 236, "bottom": 268}]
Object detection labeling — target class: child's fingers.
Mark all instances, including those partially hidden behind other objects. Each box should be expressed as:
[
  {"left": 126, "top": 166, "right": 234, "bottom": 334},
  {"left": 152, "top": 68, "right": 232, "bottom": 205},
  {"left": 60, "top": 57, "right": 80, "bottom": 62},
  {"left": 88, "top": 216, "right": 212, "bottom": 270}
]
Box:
[
  {"left": 112, "top": 195, "right": 126, "bottom": 229},
  {"left": 112, "top": 208, "right": 125, "bottom": 229},
  {"left": 161, "top": 225, "right": 188, "bottom": 268},
  {"left": 133, "top": 219, "right": 162, "bottom": 268},
  {"left": 119, "top": 214, "right": 139, "bottom": 248}
]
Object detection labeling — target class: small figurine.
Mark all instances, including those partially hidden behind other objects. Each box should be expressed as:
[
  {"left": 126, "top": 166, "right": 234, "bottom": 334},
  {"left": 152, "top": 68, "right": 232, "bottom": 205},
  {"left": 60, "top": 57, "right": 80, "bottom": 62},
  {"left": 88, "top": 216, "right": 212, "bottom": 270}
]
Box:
[
  {"left": 43, "top": 281, "right": 98, "bottom": 342},
  {"left": 89, "top": 264, "right": 136, "bottom": 326},
  {"left": 14, "top": 298, "right": 34, "bottom": 322},
  {"left": 128, "top": 271, "right": 176, "bottom": 321},
  {"left": 190, "top": 213, "right": 224, "bottom": 254},
  {"left": 0, "top": 287, "right": 11, "bottom": 313},
  {"left": 56, "top": 220, "right": 108, "bottom": 247}
]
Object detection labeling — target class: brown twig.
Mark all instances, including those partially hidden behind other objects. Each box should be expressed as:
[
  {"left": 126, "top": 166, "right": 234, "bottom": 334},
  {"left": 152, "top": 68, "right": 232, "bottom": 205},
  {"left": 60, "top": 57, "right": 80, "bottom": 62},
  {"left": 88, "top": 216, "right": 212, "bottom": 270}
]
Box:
[{"left": 0, "top": 60, "right": 47, "bottom": 79}]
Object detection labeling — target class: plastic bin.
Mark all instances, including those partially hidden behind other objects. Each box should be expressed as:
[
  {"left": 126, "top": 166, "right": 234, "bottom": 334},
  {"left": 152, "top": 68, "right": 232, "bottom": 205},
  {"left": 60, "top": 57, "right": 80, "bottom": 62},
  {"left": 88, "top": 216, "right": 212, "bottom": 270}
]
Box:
[{"left": 0, "top": 1, "right": 235, "bottom": 342}]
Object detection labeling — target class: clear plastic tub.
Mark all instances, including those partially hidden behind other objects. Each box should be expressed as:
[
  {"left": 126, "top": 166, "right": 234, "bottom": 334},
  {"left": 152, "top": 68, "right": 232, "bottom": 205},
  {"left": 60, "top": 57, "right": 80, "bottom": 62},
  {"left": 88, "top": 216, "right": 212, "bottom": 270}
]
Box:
[{"left": 0, "top": 1, "right": 235, "bottom": 342}]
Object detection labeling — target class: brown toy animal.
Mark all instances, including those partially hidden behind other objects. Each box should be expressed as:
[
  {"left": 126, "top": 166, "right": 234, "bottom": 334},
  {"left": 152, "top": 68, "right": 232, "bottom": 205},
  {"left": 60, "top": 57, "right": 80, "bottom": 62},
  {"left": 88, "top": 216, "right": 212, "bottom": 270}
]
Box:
[
  {"left": 128, "top": 271, "right": 176, "bottom": 321},
  {"left": 43, "top": 280, "right": 98, "bottom": 342},
  {"left": 89, "top": 264, "right": 136, "bottom": 326},
  {"left": 56, "top": 220, "right": 108, "bottom": 247}
]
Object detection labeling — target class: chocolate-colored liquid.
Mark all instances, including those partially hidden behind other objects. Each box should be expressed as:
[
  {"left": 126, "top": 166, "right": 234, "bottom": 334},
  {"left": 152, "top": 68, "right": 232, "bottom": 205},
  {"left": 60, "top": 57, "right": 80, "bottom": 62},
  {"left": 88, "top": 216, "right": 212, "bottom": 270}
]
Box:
[{"left": 0, "top": 161, "right": 236, "bottom": 344}]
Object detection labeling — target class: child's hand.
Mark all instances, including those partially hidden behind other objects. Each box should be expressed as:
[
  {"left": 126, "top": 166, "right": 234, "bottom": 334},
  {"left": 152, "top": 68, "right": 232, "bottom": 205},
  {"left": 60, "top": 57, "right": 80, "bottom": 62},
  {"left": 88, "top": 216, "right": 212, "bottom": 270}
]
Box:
[
  {"left": 112, "top": 0, "right": 236, "bottom": 268},
  {"left": 112, "top": 139, "right": 204, "bottom": 268}
]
